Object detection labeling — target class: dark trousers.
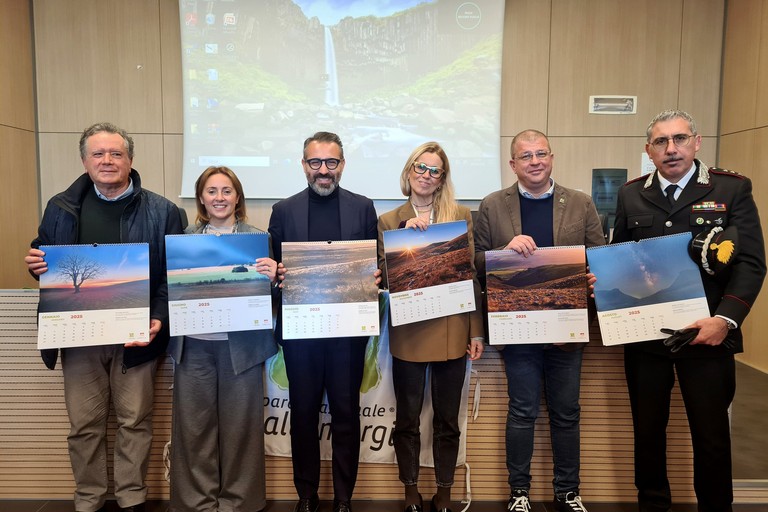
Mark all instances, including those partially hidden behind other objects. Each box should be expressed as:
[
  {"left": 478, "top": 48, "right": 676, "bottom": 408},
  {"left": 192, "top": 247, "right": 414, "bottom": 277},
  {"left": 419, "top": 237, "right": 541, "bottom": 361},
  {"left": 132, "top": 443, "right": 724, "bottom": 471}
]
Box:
[
  {"left": 624, "top": 348, "right": 735, "bottom": 512},
  {"left": 282, "top": 337, "right": 367, "bottom": 502},
  {"left": 391, "top": 355, "right": 467, "bottom": 488}
]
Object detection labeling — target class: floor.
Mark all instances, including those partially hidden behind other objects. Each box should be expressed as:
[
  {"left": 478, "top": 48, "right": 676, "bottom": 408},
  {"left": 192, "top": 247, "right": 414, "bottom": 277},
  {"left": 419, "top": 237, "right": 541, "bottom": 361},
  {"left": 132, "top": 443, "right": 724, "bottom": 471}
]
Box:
[{"left": 1, "top": 500, "right": 766, "bottom": 512}]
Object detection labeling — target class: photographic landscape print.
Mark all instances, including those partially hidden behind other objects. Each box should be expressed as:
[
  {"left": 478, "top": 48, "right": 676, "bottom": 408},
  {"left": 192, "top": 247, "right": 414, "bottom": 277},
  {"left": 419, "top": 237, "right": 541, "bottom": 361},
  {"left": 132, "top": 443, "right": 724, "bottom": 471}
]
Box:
[
  {"left": 281, "top": 240, "right": 378, "bottom": 305},
  {"left": 166, "top": 233, "right": 270, "bottom": 301},
  {"left": 383, "top": 220, "right": 472, "bottom": 293},
  {"left": 38, "top": 244, "right": 149, "bottom": 313},
  {"left": 485, "top": 247, "right": 586, "bottom": 313}
]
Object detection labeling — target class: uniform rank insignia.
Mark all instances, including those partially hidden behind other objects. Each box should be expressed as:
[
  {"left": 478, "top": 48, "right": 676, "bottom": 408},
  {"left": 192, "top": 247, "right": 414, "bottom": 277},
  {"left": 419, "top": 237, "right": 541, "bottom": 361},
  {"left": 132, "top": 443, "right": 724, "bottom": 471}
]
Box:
[{"left": 692, "top": 201, "right": 726, "bottom": 212}]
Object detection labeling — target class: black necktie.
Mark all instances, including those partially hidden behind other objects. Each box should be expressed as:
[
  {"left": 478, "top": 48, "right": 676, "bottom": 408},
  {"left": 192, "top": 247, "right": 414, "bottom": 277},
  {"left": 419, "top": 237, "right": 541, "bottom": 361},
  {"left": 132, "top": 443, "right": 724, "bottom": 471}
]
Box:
[{"left": 665, "top": 184, "right": 678, "bottom": 207}]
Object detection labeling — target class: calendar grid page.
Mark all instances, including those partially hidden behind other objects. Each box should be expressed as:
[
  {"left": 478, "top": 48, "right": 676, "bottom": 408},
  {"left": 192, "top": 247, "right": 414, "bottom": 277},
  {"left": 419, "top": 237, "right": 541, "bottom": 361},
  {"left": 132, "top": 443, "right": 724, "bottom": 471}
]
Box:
[
  {"left": 383, "top": 220, "right": 476, "bottom": 327},
  {"left": 281, "top": 240, "right": 379, "bottom": 340},
  {"left": 485, "top": 246, "right": 589, "bottom": 344},
  {"left": 38, "top": 243, "right": 150, "bottom": 349},
  {"left": 166, "top": 232, "right": 273, "bottom": 336},
  {"left": 587, "top": 233, "right": 710, "bottom": 346}
]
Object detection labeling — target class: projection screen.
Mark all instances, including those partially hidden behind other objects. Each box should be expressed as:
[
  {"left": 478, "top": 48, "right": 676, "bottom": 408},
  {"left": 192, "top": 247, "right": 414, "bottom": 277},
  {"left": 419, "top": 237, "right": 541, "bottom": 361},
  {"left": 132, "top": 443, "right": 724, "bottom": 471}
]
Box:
[{"left": 179, "top": 0, "right": 504, "bottom": 200}]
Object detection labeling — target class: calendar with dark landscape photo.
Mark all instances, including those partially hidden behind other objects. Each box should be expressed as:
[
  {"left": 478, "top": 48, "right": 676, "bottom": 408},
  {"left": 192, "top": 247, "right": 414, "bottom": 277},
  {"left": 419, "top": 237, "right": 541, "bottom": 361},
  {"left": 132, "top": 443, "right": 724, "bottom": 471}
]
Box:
[{"left": 485, "top": 246, "right": 587, "bottom": 313}]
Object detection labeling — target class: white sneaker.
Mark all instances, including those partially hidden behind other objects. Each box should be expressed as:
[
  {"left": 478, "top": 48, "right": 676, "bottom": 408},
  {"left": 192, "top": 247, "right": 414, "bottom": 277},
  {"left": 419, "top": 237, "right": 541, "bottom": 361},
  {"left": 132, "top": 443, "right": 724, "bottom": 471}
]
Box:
[
  {"left": 554, "top": 491, "right": 588, "bottom": 512},
  {"left": 506, "top": 489, "right": 531, "bottom": 512}
]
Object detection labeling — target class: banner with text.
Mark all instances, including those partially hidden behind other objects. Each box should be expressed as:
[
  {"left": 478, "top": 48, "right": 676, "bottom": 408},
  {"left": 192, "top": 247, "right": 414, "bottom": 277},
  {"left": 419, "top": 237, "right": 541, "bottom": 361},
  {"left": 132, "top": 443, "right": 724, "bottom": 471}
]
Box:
[{"left": 264, "top": 291, "right": 471, "bottom": 466}]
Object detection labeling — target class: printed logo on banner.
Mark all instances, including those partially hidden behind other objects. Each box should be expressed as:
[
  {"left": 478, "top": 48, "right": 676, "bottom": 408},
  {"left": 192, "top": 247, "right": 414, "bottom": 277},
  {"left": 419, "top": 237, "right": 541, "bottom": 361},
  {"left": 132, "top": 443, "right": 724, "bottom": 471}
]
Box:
[{"left": 263, "top": 292, "right": 471, "bottom": 466}]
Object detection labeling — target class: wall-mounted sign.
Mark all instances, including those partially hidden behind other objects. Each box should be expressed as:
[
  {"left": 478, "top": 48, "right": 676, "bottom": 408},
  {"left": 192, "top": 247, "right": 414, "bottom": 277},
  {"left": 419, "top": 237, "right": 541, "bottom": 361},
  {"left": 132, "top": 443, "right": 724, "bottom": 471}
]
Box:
[{"left": 589, "top": 95, "right": 637, "bottom": 114}]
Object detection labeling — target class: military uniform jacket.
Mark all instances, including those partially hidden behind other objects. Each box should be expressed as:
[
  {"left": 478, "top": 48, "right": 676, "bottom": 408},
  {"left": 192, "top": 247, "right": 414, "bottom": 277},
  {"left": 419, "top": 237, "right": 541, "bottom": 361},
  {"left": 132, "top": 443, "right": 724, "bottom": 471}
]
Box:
[{"left": 612, "top": 160, "right": 766, "bottom": 355}]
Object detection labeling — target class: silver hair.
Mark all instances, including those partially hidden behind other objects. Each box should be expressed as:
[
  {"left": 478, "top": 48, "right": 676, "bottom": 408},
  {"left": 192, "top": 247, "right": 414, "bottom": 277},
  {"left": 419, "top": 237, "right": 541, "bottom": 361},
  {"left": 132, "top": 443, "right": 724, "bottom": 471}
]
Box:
[{"left": 646, "top": 110, "right": 697, "bottom": 142}]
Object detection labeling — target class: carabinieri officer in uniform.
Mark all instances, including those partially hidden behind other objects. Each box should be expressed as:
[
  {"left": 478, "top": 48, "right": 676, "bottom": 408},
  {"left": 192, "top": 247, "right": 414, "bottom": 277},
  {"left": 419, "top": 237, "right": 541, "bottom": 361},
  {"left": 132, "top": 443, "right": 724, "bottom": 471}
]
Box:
[{"left": 611, "top": 109, "right": 766, "bottom": 512}]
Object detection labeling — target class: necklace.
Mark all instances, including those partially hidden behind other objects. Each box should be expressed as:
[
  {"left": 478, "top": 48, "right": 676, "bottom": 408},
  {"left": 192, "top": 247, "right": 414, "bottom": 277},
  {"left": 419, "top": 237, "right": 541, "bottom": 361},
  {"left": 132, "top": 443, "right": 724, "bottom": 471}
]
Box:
[{"left": 410, "top": 200, "right": 433, "bottom": 210}]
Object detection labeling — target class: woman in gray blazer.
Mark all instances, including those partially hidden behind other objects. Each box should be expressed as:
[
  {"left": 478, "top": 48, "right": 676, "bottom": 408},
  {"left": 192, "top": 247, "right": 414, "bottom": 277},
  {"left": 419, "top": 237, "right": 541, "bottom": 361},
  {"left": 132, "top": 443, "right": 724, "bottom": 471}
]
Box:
[{"left": 169, "top": 166, "right": 278, "bottom": 512}]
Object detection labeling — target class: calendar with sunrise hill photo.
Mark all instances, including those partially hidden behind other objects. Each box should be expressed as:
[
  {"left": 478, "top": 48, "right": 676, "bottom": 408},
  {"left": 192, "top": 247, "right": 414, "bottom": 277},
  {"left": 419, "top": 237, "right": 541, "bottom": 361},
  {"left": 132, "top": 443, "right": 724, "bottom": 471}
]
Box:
[
  {"left": 165, "top": 232, "right": 273, "bottom": 336},
  {"left": 281, "top": 240, "right": 379, "bottom": 339},
  {"left": 383, "top": 220, "right": 476, "bottom": 327},
  {"left": 587, "top": 233, "right": 710, "bottom": 346},
  {"left": 485, "top": 246, "right": 589, "bottom": 344},
  {"left": 37, "top": 243, "right": 150, "bottom": 349}
]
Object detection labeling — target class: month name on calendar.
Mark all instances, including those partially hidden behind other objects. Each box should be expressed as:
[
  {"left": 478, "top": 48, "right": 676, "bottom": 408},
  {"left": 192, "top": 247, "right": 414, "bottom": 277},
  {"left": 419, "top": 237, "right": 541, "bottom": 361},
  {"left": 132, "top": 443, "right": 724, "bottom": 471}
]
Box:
[
  {"left": 281, "top": 302, "right": 379, "bottom": 340},
  {"left": 38, "top": 308, "right": 149, "bottom": 349}
]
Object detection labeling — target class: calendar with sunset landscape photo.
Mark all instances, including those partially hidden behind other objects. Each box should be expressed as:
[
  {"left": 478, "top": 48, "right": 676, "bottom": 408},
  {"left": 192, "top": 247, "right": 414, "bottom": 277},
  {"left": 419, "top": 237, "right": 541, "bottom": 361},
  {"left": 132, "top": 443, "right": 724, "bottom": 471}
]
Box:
[
  {"left": 485, "top": 246, "right": 589, "bottom": 344},
  {"left": 383, "top": 220, "right": 476, "bottom": 326},
  {"left": 37, "top": 243, "right": 150, "bottom": 349}
]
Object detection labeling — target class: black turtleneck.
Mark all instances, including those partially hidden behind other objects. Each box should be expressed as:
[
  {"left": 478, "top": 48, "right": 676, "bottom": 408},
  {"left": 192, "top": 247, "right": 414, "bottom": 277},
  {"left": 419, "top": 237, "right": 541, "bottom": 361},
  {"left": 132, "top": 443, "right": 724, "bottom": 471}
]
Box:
[{"left": 307, "top": 186, "right": 341, "bottom": 241}]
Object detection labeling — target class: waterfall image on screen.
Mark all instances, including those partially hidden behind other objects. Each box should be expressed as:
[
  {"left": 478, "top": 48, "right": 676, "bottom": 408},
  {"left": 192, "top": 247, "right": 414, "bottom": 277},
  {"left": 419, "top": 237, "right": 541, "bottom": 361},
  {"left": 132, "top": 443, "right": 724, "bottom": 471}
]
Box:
[{"left": 179, "top": 0, "right": 504, "bottom": 199}]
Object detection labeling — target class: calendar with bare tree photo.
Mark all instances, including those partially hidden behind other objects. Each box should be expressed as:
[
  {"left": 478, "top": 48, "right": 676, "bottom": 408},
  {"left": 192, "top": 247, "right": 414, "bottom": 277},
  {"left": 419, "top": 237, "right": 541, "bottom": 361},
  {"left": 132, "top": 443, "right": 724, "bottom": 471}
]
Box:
[{"left": 37, "top": 243, "right": 150, "bottom": 349}]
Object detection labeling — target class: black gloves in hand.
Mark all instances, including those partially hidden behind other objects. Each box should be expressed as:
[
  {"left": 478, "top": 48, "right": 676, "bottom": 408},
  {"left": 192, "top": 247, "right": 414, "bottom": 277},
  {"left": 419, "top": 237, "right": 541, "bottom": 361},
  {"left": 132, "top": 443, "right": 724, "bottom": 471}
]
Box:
[{"left": 660, "top": 327, "right": 735, "bottom": 353}]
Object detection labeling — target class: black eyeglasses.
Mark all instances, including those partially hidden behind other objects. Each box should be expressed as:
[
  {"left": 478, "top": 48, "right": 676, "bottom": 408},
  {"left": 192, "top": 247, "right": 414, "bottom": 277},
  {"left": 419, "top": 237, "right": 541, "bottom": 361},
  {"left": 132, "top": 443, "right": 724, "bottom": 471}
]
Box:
[
  {"left": 649, "top": 134, "right": 695, "bottom": 151},
  {"left": 412, "top": 161, "right": 444, "bottom": 178},
  {"left": 305, "top": 158, "right": 342, "bottom": 170},
  {"left": 514, "top": 150, "right": 551, "bottom": 162}
]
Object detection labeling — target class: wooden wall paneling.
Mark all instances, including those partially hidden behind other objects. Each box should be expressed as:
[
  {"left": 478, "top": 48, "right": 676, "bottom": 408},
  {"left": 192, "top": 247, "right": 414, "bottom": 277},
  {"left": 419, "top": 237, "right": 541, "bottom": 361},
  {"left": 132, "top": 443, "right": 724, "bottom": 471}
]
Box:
[
  {"left": 740, "top": 127, "right": 768, "bottom": 372},
  {"left": 162, "top": 132, "right": 187, "bottom": 204},
  {"left": 130, "top": 134, "right": 170, "bottom": 198},
  {"left": 678, "top": 0, "right": 724, "bottom": 136},
  {"left": 718, "top": 132, "right": 756, "bottom": 177},
  {"left": 0, "top": 0, "right": 35, "bottom": 130},
  {"left": 543, "top": 137, "right": 648, "bottom": 195},
  {"left": 719, "top": 130, "right": 768, "bottom": 372},
  {"left": 499, "top": 137, "right": 514, "bottom": 189},
  {"left": 548, "top": 0, "right": 684, "bottom": 137},
  {"left": 0, "top": 126, "right": 40, "bottom": 289},
  {"left": 499, "top": 0, "right": 551, "bottom": 137},
  {"left": 757, "top": 0, "right": 768, "bottom": 127},
  {"left": 719, "top": 0, "right": 762, "bottom": 135},
  {"left": 35, "top": 133, "right": 85, "bottom": 209},
  {"left": 33, "top": 0, "right": 164, "bottom": 133},
  {"left": 160, "top": 0, "right": 183, "bottom": 134}
]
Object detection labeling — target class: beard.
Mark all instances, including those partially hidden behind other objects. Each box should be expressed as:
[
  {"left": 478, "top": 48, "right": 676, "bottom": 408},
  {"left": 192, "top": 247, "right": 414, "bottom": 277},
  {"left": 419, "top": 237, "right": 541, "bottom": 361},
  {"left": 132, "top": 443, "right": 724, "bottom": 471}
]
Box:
[{"left": 308, "top": 175, "right": 338, "bottom": 196}]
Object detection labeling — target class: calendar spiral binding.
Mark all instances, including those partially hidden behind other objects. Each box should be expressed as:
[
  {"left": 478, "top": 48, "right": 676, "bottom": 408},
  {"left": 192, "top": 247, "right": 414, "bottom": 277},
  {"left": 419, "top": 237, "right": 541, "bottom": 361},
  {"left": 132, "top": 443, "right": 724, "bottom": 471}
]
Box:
[{"left": 585, "top": 232, "right": 692, "bottom": 251}]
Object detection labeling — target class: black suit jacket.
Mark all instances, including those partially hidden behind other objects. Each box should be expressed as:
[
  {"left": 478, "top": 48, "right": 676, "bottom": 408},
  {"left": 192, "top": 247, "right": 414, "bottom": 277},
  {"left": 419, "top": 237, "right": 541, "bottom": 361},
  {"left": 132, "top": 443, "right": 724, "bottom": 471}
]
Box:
[
  {"left": 268, "top": 187, "right": 377, "bottom": 262},
  {"left": 268, "top": 186, "right": 378, "bottom": 343},
  {"left": 612, "top": 160, "right": 766, "bottom": 356}
]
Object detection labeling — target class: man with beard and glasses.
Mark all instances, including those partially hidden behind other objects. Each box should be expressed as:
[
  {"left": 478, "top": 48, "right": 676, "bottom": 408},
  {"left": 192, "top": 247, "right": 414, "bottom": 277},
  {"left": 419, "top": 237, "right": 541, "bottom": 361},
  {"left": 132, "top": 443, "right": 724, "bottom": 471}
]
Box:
[{"left": 268, "top": 131, "right": 378, "bottom": 512}]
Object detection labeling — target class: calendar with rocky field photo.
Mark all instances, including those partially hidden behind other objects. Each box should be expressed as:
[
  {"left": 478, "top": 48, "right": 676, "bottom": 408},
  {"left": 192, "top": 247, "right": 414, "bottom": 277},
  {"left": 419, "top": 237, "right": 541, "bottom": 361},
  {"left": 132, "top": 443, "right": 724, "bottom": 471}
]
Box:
[
  {"left": 281, "top": 240, "right": 379, "bottom": 339},
  {"left": 485, "top": 246, "right": 589, "bottom": 344}
]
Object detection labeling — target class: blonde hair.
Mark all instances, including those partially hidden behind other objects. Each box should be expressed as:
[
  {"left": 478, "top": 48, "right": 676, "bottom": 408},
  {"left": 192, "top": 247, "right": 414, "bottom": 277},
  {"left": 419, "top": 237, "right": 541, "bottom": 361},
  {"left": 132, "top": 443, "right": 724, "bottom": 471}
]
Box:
[
  {"left": 399, "top": 142, "right": 458, "bottom": 223},
  {"left": 193, "top": 166, "right": 248, "bottom": 226}
]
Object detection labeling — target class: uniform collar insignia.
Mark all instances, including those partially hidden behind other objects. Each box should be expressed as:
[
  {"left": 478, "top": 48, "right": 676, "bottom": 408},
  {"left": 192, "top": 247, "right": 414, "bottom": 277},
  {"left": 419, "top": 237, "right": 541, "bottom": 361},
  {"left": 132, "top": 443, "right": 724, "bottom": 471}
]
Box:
[
  {"left": 696, "top": 161, "right": 710, "bottom": 185},
  {"left": 643, "top": 159, "right": 710, "bottom": 190}
]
